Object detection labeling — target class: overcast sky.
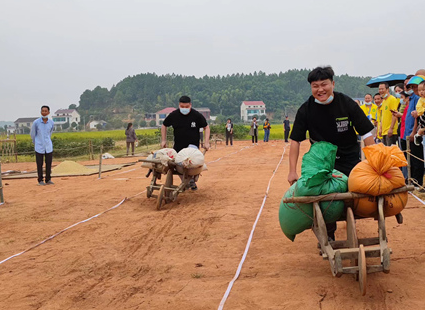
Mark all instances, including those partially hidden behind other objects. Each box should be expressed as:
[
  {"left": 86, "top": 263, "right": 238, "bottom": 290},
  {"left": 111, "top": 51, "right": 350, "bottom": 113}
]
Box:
[{"left": 1, "top": 0, "right": 423, "bottom": 121}]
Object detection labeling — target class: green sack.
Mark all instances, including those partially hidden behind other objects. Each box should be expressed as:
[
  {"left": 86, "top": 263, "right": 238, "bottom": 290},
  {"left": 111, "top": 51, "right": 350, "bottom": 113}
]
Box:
[{"left": 279, "top": 142, "right": 348, "bottom": 241}]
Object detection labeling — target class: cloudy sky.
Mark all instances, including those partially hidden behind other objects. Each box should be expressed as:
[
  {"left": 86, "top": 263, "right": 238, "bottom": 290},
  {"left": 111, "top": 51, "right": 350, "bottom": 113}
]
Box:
[{"left": 1, "top": 0, "right": 423, "bottom": 121}]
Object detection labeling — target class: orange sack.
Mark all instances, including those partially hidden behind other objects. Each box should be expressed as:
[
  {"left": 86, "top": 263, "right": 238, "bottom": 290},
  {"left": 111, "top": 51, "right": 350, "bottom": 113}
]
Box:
[
  {"left": 348, "top": 144, "right": 407, "bottom": 196},
  {"left": 348, "top": 143, "right": 408, "bottom": 217},
  {"left": 352, "top": 192, "right": 408, "bottom": 218}
]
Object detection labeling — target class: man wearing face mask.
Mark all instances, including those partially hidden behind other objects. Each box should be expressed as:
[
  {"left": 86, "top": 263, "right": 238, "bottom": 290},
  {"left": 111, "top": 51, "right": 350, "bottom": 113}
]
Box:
[
  {"left": 404, "top": 76, "right": 424, "bottom": 189},
  {"left": 373, "top": 93, "right": 383, "bottom": 143},
  {"left": 288, "top": 66, "right": 374, "bottom": 241},
  {"left": 360, "top": 93, "right": 378, "bottom": 140},
  {"left": 161, "top": 95, "right": 210, "bottom": 152},
  {"left": 378, "top": 82, "right": 399, "bottom": 146},
  {"left": 360, "top": 94, "right": 377, "bottom": 121},
  {"left": 30, "top": 105, "right": 55, "bottom": 186}
]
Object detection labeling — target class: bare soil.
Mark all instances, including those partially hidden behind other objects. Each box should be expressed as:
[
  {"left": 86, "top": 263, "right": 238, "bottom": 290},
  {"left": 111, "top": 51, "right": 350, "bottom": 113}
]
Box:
[{"left": 0, "top": 140, "right": 424, "bottom": 310}]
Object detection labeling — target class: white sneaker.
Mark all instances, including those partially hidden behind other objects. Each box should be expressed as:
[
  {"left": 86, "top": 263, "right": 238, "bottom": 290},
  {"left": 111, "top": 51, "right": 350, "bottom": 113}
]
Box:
[{"left": 256, "top": 143, "right": 258, "bottom": 145}]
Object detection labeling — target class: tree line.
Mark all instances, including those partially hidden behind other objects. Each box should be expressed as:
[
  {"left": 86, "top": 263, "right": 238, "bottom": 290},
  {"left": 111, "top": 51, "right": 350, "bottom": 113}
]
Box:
[{"left": 75, "top": 69, "right": 373, "bottom": 125}]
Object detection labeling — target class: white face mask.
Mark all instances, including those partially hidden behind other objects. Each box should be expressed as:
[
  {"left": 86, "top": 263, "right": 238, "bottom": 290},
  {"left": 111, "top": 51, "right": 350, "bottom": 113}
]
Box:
[
  {"left": 179, "top": 108, "right": 190, "bottom": 115},
  {"left": 400, "top": 99, "right": 404, "bottom": 104},
  {"left": 406, "top": 89, "right": 414, "bottom": 95},
  {"left": 365, "top": 101, "right": 372, "bottom": 106},
  {"left": 42, "top": 116, "right": 48, "bottom": 119},
  {"left": 382, "top": 93, "right": 388, "bottom": 99},
  {"left": 395, "top": 93, "right": 402, "bottom": 98},
  {"left": 315, "top": 95, "right": 334, "bottom": 105}
]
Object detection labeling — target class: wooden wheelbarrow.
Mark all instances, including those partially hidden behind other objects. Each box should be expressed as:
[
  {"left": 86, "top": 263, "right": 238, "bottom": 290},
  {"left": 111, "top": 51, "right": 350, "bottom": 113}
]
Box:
[
  {"left": 281, "top": 185, "right": 414, "bottom": 295},
  {"left": 139, "top": 150, "right": 206, "bottom": 210}
]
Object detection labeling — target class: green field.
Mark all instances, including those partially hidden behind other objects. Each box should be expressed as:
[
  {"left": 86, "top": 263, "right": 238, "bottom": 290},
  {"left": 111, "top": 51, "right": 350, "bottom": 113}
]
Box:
[
  {"left": 15, "top": 128, "right": 159, "bottom": 142},
  {"left": 7, "top": 125, "right": 292, "bottom": 162},
  {"left": 15, "top": 125, "right": 290, "bottom": 142}
]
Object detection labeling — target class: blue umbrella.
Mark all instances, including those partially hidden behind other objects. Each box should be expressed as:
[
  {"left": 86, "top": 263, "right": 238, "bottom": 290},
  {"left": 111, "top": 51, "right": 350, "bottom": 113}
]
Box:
[{"left": 366, "top": 73, "right": 407, "bottom": 88}]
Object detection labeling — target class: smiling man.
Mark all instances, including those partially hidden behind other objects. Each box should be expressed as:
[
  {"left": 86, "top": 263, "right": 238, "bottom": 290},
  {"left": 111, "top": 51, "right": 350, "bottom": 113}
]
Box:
[{"left": 288, "top": 66, "right": 375, "bottom": 240}]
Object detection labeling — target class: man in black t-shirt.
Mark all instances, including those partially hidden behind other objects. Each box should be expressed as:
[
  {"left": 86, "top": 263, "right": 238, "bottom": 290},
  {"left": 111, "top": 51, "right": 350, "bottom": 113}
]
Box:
[
  {"left": 288, "top": 66, "right": 375, "bottom": 241},
  {"left": 161, "top": 96, "right": 210, "bottom": 190},
  {"left": 161, "top": 96, "right": 210, "bottom": 152}
]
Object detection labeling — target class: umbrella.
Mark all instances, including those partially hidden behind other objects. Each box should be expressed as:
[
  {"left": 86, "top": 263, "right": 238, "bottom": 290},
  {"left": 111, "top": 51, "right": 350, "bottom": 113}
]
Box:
[
  {"left": 407, "top": 75, "right": 425, "bottom": 85},
  {"left": 366, "top": 73, "right": 407, "bottom": 88}
]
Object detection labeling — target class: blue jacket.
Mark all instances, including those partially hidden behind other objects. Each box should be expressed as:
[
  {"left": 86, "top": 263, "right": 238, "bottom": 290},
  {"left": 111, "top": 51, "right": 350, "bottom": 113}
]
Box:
[
  {"left": 404, "top": 93, "right": 419, "bottom": 139},
  {"left": 30, "top": 118, "right": 54, "bottom": 153}
]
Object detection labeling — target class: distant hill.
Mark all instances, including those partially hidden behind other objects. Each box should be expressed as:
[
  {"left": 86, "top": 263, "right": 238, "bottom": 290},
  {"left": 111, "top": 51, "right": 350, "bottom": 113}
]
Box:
[
  {"left": 0, "top": 121, "right": 14, "bottom": 127},
  {"left": 75, "top": 69, "right": 373, "bottom": 123}
]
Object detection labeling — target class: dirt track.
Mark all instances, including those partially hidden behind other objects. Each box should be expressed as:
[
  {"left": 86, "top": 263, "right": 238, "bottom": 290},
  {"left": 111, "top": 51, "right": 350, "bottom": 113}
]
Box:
[{"left": 0, "top": 141, "right": 424, "bottom": 310}]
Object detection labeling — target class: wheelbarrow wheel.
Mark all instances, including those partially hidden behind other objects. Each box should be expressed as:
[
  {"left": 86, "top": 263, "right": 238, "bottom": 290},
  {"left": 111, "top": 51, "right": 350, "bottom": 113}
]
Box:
[
  {"left": 358, "top": 244, "right": 367, "bottom": 296},
  {"left": 146, "top": 186, "right": 152, "bottom": 198},
  {"left": 156, "top": 185, "right": 165, "bottom": 210}
]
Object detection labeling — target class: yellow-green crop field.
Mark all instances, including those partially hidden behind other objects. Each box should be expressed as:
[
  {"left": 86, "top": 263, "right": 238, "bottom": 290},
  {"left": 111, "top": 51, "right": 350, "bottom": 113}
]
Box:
[
  {"left": 15, "top": 128, "right": 159, "bottom": 142},
  {"left": 14, "top": 125, "right": 292, "bottom": 142}
]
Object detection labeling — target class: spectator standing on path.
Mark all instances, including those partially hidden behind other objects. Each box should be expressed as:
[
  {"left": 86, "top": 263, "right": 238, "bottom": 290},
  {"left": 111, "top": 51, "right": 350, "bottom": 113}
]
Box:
[
  {"left": 374, "top": 93, "right": 383, "bottom": 143},
  {"left": 391, "top": 90, "right": 411, "bottom": 182},
  {"left": 249, "top": 117, "right": 258, "bottom": 145},
  {"left": 379, "top": 82, "right": 399, "bottom": 146},
  {"left": 263, "top": 118, "right": 271, "bottom": 142},
  {"left": 288, "top": 66, "right": 374, "bottom": 241},
  {"left": 404, "top": 75, "right": 424, "bottom": 189},
  {"left": 225, "top": 118, "right": 233, "bottom": 146},
  {"left": 125, "top": 123, "right": 138, "bottom": 156},
  {"left": 360, "top": 93, "right": 378, "bottom": 138},
  {"left": 30, "top": 105, "right": 54, "bottom": 186},
  {"left": 283, "top": 116, "right": 291, "bottom": 143}
]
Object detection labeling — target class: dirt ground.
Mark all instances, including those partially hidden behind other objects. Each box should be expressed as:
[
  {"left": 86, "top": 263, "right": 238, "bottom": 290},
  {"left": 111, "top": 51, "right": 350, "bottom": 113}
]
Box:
[{"left": 0, "top": 140, "right": 424, "bottom": 310}]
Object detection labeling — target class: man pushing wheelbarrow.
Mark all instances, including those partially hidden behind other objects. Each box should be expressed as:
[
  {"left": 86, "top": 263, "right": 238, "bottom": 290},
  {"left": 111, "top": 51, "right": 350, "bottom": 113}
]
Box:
[{"left": 161, "top": 95, "right": 210, "bottom": 191}]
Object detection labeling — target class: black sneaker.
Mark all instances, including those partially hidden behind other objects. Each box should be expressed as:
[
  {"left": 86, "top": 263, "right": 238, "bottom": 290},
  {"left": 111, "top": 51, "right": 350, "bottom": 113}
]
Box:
[
  {"left": 189, "top": 180, "right": 198, "bottom": 191},
  {"left": 414, "top": 134, "right": 423, "bottom": 146}
]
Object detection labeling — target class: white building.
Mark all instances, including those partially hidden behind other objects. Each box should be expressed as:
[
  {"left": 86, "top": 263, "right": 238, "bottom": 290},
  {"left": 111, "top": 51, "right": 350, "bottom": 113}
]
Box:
[
  {"left": 52, "top": 109, "right": 80, "bottom": 130},
  {"left": 6, "top": 125, "right": 16, "bottom": 135},
  {"left": 88, "top": 120, "right": 107, "bottom": 130},
  {"left": 156, "top": 107, "right": 176, "bottom": 126},
  {"left": 14, "top": 117, "right": 38, "bottom": 134},
  {"left": 240, "top": 101, "right": 266, "bottom": 121}
]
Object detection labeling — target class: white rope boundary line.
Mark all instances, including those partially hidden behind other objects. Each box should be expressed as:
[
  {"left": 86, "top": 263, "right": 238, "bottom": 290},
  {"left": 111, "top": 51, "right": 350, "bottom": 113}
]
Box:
[
  {"left": 207, "top": 146, "right": 252, "bottom": 164},
  {"left": 409, "top": 191, "right": 425, "bottom": 206},
  {"left": 0, "top": 190, "right": 146, "bottom": 266},
  {"left": 218, "top": 143, "right": 289, "bottom": 310}
]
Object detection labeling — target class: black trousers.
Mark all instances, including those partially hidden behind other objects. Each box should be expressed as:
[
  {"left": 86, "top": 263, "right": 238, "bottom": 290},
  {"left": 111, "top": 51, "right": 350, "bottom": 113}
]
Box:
[
  {"left": 284, "top": 130, "right": 290, "bottom": 142},
  {"left": 36, "top": 151, "right": 53, "bottom": 183},
  {"left": 409, "top": 141, "right": 424, "bottom": 187},
  {"left": 251, "top": 128, "right": 258, "bottom": 143},
  {"left": 326, "top": 157, "right": 360, "bottom": 240},
  {"left": 226, "top": 131, "right": 233, "bottom": 145}
]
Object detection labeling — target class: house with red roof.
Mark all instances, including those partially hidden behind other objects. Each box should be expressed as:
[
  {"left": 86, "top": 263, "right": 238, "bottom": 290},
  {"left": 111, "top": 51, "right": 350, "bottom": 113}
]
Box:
[
  {"left": 52, "top": 109, "right": 80, "bottom": 130},
  {"left": 240, "top": 101, "right": 266, "bottom": 121},
  {"left": 156, "top": 107, "right": 176, "bottom": 125}
]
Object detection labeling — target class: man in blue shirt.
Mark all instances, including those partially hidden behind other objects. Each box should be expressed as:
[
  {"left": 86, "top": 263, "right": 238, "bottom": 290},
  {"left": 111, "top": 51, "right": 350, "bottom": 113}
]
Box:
[
  {"left": 30, "top": 105, "right": 54, "bottom": 186},
  {"left": 404, "top": 77, "right": 424, "bottom": 188}
]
